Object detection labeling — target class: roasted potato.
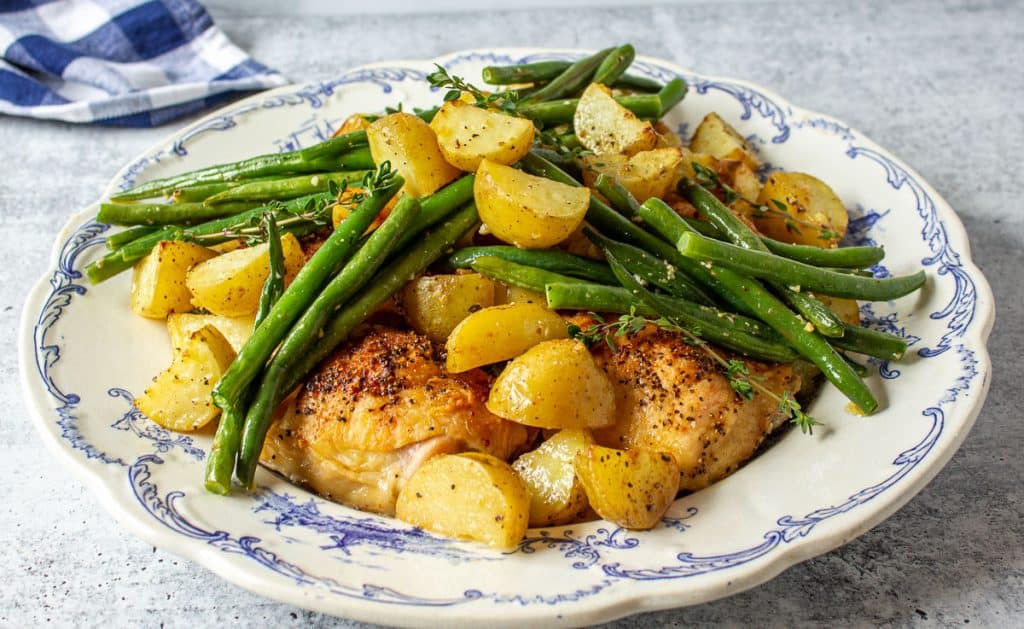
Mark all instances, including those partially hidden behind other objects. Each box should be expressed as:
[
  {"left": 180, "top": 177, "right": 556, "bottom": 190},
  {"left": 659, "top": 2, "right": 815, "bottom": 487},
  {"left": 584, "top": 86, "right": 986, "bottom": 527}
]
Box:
[
  {"left": 574, "top": 83, "right": 658, "bottom": 155},
  {"left": 690, "top": 112, "right": 759, "bottom": 171},
  {"left": 430, "top": 100, "right": 535, "bottom": 171},
  {"left": 581, "top": 147, "right": 684, "bottom": 202},
  {"left": 401, "top": 273, "right": 497, "bottom": 342},
  {"left": 395, "top": 452, "right": 530, "bottom": 549},
  {"left": 756, "top": 171, "right": 848, "bottom": 247},
  {"left": 717, "top": 159, "right": 762, "bottom": 203},
  {"left": 474, "top": 158, "right": 590, "bottom": 249},
  {"left": 486, "top": 339, "right": 615, "bottom": 429},
  {"left": 654, "top": 121, "right": 683, "bottom": 148},
  {"left": 367, "top": 112, "right": 461, "bottom": 196},
  {"left": 332, "top": 113, "right": 371, "bottom": 137},
  {"left": 166, "top": 313, "right": 255, "bottom": 353},
  {"left": 513, "top": 429, "right": 594, "bottom": 527},
  {"left": 130, "top": 240, "right": 217, "bottom": 319},
  {"left": 185, "top": 233, "right": 304, "bottom": 316},
  {"left": 134, "top": 325, "right": 236, "bottom": 432},
  {"left": 574, "top": 445, "right": 680, "bottom": 530},
  {"left": 445, "top": 302, "right": 568, "bottom": 373}
]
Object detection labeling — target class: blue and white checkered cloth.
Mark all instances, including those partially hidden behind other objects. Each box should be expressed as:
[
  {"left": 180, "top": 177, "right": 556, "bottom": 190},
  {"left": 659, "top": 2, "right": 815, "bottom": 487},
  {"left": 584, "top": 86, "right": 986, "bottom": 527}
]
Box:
[{"left": 0, "top": 0, "right": 287, "bottom": 126}]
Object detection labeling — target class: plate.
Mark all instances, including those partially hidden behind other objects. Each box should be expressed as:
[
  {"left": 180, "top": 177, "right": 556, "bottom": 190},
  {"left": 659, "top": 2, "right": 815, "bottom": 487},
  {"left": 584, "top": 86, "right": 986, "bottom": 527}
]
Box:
[{"left": 19, "top": 48, "right": 994, "bottom": 627}]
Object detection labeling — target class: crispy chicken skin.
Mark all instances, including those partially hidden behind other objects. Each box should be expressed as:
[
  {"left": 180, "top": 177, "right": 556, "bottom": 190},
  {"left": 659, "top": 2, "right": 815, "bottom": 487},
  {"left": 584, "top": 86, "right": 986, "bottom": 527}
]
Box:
[
  {"left": 261, "top": 325, "right": 531, "bottom": 515},
  {"left": 579, "top": 318, "right": 803, "bottom": 492}
]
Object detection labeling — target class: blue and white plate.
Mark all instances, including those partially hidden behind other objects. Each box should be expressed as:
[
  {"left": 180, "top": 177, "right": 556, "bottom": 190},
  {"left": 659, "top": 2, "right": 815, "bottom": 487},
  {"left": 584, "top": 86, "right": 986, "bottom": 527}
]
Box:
[{"left": 19, "top": 49, "right": 994, "bottom": 627}]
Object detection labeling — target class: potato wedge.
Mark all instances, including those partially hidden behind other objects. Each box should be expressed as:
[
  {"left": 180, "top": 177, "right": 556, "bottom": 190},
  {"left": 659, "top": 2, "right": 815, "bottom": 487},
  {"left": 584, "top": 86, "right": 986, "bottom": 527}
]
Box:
[
  {"left": 186, "top": 233, "right": 304, "bottom": 316},
  {"left": 134, "top": 325, "right": 236, "bottom": 432},
  {"left": 401, "top": 273, "right": 496, "bottom": 342},
  {"left": 690, "top": 112, "right": 759, "bottom": 171},
  {"left": 474, "top": 158, "right": 590, "bottom": 249},
  {"left": 717, "top": 159, "right": 762, "bottom": 203},
  {"left": 574, "top": 445, "right": 680, "bottom": 530},
  {"left": 487, "top": 339, "right": 615, "bottom": 429},
  {"left": 367, "top": 112, "right": 461, "bottom": 196},
  {"left": 581, "top": 147, "right": 684, "bottom": 202},
  {"left": 756, "top": 171, "right": 848, "bottom": 247},
  {"left": 430, "top": 100, "right": 535, "bottom": 171},
  {"left": 513, "top": 429, "right": 594, "bottom": 527},
  {"left": 574, "top": 83, "right": 658, "bottom": 156},
  {"left": 445, "top": 302, "right": 568, "bottom": 373},
  {"left": 130, "top": 240, "right": 217, "bottom": 319},
  {"left": 396, "top": 452, "right": 530, "bottom": 549},
  {"left": 332, "top": 113, "right": 371, "bottom": 137},
  {"left": 166, "top": 313, "right": 255, "bottom": 353}
]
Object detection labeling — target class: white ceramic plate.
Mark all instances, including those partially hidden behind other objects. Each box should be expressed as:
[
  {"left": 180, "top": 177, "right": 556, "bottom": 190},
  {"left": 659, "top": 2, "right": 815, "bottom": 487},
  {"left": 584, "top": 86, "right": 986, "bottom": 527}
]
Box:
[{"left": 19, "top": 49, "right": 994, "bottom": 627}]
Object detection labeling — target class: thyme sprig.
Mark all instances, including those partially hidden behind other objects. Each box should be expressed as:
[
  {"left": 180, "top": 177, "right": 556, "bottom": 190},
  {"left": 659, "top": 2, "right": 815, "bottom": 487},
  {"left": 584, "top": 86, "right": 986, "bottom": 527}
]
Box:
[
  {"left": 568, "top": 308, "right": 822, "bottom": 434},
  {"left": 426, "top": 65, "right": 519, "bottom": 113}
]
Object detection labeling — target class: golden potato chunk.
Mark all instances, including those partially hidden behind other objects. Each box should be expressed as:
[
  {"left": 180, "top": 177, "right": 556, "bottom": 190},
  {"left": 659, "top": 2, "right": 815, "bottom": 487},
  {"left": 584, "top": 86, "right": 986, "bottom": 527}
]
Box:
[
  {"left": 718, "top": 159, "right": 762, "bottom": 203},
  {"left": 166, "top": 313, "right": 255, "bottom": 353},
  {"left": 582, "top": 147, "right": 684, "bottom": 202},
  {"left": 367, "top": 112, "right": 461, "bottom": 196},
  {"left": 130, "top": 240, "right": 217, "bottom": 319},
  {"left": 690, "top": 112, "right": 759, "bottom": 171},
  {"left": 574, "top": 445, "right": 681, "bottom": 530},
  {"left": 513, "top": 429, "right": 594, "bottom": 527},
  {"left": 445, "top": 302, "right": 568, "bottom": 373},
  {"left": 401, "top": 273, "right": 496, "bottom": 342},
  {"left": 756, "top": 171, "right": 848, "bottom": 247},
  {"left": 185, "top": 233, "right": 304, "bottom": 317},
  {"left": 396, "top": 452, "right": 530, "bottom": 549},
  {"left": 493, "top": 283, "right": 546, "bottom": 305},
  {"left": 574, "top": 83, "right": 658, "bottom": 155},
  {"left": 474, "top": 158, "right": 590, "bottom": 249},
  {"left": 486, "top": 339, "right": 615, "bottom": 429},
  {"left": 430, "top": 100, "right": 535, "bottom": 171},
  {"left": 134, "top": 325, "right": 236, "bottom": 432},
  {"left": 814, "top": 294, "right": 860, "bottom": 326}
]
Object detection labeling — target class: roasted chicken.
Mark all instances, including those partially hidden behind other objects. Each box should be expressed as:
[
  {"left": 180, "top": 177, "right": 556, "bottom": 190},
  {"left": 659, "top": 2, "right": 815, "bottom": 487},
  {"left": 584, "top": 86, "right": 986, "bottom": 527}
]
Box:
[{"left": 261, "top": 325, "right": 532, "bottom": 515}]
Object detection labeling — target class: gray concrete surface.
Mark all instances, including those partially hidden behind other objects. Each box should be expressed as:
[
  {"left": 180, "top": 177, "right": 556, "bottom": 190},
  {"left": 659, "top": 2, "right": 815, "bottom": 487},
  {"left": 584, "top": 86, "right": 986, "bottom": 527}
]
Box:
[{"left": 1, "top": 1, "right": 1021, "bottom": 626}]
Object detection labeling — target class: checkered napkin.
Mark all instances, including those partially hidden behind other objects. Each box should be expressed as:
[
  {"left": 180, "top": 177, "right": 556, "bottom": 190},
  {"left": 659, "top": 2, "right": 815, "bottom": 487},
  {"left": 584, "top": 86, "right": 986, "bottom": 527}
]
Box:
[{"left": 0, "top": 0, "right": 287, "bottom": 126}]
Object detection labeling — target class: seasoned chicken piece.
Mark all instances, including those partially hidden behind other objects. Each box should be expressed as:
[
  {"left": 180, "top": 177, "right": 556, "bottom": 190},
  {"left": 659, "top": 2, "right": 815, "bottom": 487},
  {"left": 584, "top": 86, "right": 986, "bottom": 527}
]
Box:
[
  {"left": 581, "top": 319, "right": 803, "bottom": 492},
  {"left": 261, "top": 325, "right": 531, "bottom": 515}
]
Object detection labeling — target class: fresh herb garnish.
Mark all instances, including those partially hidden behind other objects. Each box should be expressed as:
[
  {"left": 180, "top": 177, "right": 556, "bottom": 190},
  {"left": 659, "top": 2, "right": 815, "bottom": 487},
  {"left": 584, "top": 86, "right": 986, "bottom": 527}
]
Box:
[{"left": 426, "top": 64, "right": 519, "bottom": 113}]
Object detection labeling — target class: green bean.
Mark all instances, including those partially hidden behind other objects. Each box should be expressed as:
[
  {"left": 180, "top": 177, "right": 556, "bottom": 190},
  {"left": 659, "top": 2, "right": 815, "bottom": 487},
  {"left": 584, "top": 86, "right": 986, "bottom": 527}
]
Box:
[
  {"left": 520, "top": 47, "right": 614, "bottom": 104},
  {"left": 602, "top": 251, "right": 799, "bottom": 363},
  {"left": 393, "top": 175, "right": 475, "bottom": 251},
  {"left": 593, "top": 174, "right": 642, "bottom": 218},
  {"left": 676, "top": 232, "right": 926, "bottom": 301},
  {"left": 210, "top": 178, "right": 403, "bottom": 413},
  {"left": 482, "top": 60, "right": 572, "bottom": 85},
  {"left": 614, "top": 73, "right": 663, "bottom": 92},
  {"left": 638, "top": 199, "right": 879, "bottom": 413},
  {"left": 336, "top": 145, "right": 375, "bottom": 170},
  {"left": 235, "top": 195, "right": 424, "bottom": 487},
  {"left": 110, "top": 130, "right": 369, "bottom": 201},
  {"left": 105, "top": 225, "right": 159, "bottom": 250},
  {"left": 840, "top": 353, "right": 870, "bottom": 377},
  {"left": 656, "top": 78, "right": 688, "bottom": 115},
  {"left": 669, "top": 189, "right": 847, "bottom": 336},
  {"left": 592, "top": 44, "right": 635, "bottom": 86},
  {"left": 520, "top": 151, "right": 719, "bottom": 307},
  {"left": 583, "top": 228, "right": 703, "bottom": 300},
  {"left": 97, "top": 201, "right": 258, "bottom": 226},
  {"left": 544, "top": 281, "right": 779, "bottom": 341},
  {"left": 467, "top": 255, "right": 581, "bottom": 293},
  {"left": 830, "top": 323, "right": 908, "bottom": 361},
  {"left": 528, "top": 148, "right": 581, "bottom": 178},
  {"left": 86, "top": 192, "right": 336, "bottom": 284},
  {"left": 204, "top": 171, "right": 369, "bottom": 205},
  {"left": 763, "top": 239, "right": 884, "bottom": 268},
  {"left": 204, "top": 215, "right": 286, "bottom": 495},
  {"left": 447, "top": 246, "right": 616, "bottom": 284}
]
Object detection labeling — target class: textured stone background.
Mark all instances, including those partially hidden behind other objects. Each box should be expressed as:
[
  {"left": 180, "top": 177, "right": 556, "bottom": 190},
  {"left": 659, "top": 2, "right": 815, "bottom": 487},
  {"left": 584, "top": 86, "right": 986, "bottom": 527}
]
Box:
[{"left": 1, "top": 1, "right": 1020, "bottom": 626}]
